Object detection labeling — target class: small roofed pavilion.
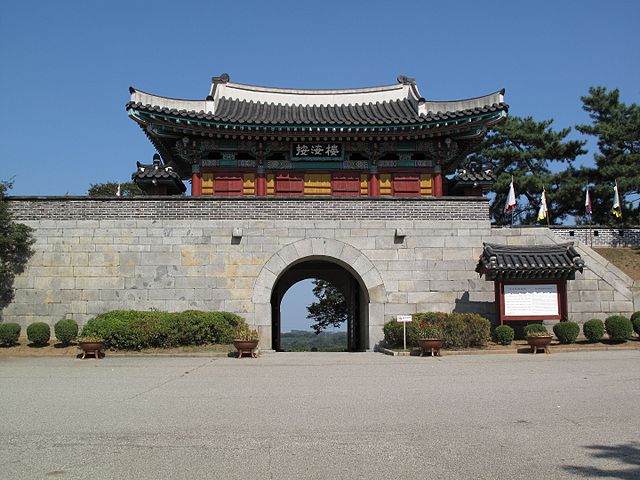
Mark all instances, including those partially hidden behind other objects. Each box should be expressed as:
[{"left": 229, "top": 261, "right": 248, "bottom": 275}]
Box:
[
  {"left": 127, "top": 74, "right": 507, "bottom": 197},
  {"left": 476, "top": 243, "right": 585, "bottom": 325}
]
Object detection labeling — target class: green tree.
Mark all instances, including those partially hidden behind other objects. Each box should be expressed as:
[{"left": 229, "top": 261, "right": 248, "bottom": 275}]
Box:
[
  {"left": 577, "top": 87, "right": 640, "bottom": 224},
  {"left": 87, "top": 182, "right": 143, "bottom": 196},
  {"left": 0, "top": 181, "right": 35, "bottom": 312},
  {"left": 468, "top": 116, "right": 587, "bottom": 224},
  {"left": 306, "top": 279, "right": 348, "bottom": 334}
]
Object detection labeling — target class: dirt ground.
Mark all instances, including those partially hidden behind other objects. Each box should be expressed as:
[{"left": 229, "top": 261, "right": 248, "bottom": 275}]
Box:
[
  {"left": 594, "top": 247, "right": 640, "bottom": 280},
  {"left": 2, "top": 336, "right": 639, "bottom": 358},
  {"left": 0, "top": 337, "right": 235, "bottom": 358}
]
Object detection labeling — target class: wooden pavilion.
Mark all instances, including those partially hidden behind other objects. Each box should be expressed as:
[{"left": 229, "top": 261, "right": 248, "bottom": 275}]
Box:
[{"left": 127, "top": 74, "right": 507, "bottom": 197}]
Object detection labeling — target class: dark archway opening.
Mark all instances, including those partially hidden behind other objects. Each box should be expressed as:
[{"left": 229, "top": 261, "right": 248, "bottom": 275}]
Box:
[{"left": 271, "top": 259, "right": 369, "bottom": 352}]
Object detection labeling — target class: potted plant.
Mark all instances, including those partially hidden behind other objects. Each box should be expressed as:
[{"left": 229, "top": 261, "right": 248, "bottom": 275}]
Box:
[
  {"left": 525, "top": 325, "right": 552, "bottom": 354},
  {"left": 233, "top": 325, "right": 259, "bottom": 358},
  {"left": 417, "top": 321, "right": 444, "bottom": 357},
  {"left": 77, "top": 335, "right": 105, "bottom": 359}
]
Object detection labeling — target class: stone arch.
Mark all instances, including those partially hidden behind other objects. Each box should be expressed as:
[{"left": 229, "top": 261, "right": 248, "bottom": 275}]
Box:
[{"left": 252, "top": 238, "right": 387, "bottom": 350}]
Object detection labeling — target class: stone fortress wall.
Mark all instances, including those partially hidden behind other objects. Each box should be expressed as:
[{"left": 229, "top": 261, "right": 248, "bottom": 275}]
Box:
[
  {"left": 4, "top": 197, "right": 638, "bottom": 349},
  {"left": 550, "top": 226, "right": 640, "bottom": 248}
]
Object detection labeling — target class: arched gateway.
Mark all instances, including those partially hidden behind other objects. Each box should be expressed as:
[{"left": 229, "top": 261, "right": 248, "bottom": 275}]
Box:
[
  {"left": 6, "top": 75, "right": 635, "bottom": 345},
  {"left": 252, "top": 239, "right": 387, "bottom": 351}
]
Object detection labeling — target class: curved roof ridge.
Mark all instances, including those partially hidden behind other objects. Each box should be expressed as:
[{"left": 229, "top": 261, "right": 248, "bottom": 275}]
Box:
[
  {"left": 419, "top": 89, "right": 506, "bottom": 115},
  {"left": 222, "top": 81, "right": 406, "bottom": 95},
  {"left": 129, "top": 87, "right": 215, "bottom": 113},
  {"left": 424, "top": 88, "right": 506, "bottom": 105},
  {"left": 211, "top": 75, "right": 418, "bottom": 107}
]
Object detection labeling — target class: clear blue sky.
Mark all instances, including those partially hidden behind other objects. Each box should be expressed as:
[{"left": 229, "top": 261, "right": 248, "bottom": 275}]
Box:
[{"left": 1, "top": 0, "right": 638, "bottom": 330}]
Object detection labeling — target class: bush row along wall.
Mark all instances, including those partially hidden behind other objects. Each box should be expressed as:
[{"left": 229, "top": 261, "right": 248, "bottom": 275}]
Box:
[{"left": 3, "top": 198, "right": 637, "bottom": 349}]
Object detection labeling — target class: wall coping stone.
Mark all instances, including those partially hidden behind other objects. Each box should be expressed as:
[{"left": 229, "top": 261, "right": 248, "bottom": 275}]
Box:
[{"left": 7, "top": 195, "right": 488, "bottom": 202}]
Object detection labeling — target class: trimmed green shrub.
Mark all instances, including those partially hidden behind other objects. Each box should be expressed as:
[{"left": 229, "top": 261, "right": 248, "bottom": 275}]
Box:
[
  {"left": 54, "top": 319, "right": 78, "bottom": 345},
  {"left": 493, "top": 325, "right": 515, "bottom": 345},
  {"left": 27, "top": 322, "right": 50, "bottom": 346},
  {"left": 383, "top": 319, "right": 419, "bottom": 348},
  {"left": 448, "top": 313, "right": 491, "bottom": 348},
  {"left": 552, "top": 321, "right": 580, "bottom": 344},
  {"left": 605, "top": 315, "right": 633, "bottom": 343},
  {"left": 80, "top": 310, "right": 245, "bottom": 350},
  {"left": 0, "top": 323, "right": 21, "bottom": 347},
  {"left": 583, "top": 319, "right": 605, "bottom": 343},
  {"left": 631, "top": 312, "right": 640, "bottom": 336},
  {"left": 383, "top": 312, "right": 490, "bottom": 349},
  {"left": 524, "top": 323, "right": 548, "bottom": 336}
]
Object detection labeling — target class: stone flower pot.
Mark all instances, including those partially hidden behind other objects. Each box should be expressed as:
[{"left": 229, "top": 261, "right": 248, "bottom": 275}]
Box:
[
  {"left": 78, "top": 340, "right": 105, "bottom": 359},
  {"left": 233, "top": 339, "right": 259, "bottom": 358},
  {"left": 526, "top": 335, "right": 552, "bottom": 354},
  {"left": 418, "top": 338, "right": 444, "bottom": 357}
]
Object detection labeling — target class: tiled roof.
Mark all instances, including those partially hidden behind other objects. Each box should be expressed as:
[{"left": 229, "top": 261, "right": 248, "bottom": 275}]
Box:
[
  {"left": 131, "top": 155, "right": 186, "bottom": 195},
  {"left": 127, "top": 97, "right": 507, "bottom": 127},
  {"left": 127, "top": 75, "right": 508, "bottom": 129},
  {"left": 476, "top": 242, "right": 585, "bottom": 280},
  {"left": 453, "top": 169, "right": 496, "bottom": 183}
]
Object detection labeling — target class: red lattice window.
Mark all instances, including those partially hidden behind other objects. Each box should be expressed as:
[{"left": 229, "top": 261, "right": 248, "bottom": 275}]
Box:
[
  {"left": 331, "top": 174, "right": 361, "bottom": 197},
  {"left": 274, "top": 173, "right": 304, "bottom": 196},
  {"left": 392, "top": 175, "right": 420, "bottom": 197},
  {"left": 214, "top": 174, "right": 243, "bottom": 196}
]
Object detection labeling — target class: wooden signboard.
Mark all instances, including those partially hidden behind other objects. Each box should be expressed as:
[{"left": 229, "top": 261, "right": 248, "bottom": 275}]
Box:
[{"left": 495, "top": 279, "right": 567, "bottom": 324}]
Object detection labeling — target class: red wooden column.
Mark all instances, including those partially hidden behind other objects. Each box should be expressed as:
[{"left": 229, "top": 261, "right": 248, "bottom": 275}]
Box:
[
  {"left": 559, "top": 281, "right": 569, "bottom": 321},
  {"left": 495, "top": 280, "right": 504, "bottom": 325},
  {"left": 433, "top": 165, "right": 443, "bottom": 197},
  {"left": 368, "top": 170, "right": 380, "bottom": 196},
  {"left": 256, "top": 172, "right": 267, "bottom": 196},
  {"left": 191, "top": 166, "right": 202, "bottom": 196}
]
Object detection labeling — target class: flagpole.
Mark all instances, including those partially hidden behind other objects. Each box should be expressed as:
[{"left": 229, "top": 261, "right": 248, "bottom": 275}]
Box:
[
  {"left": 617, "top": 180, "right": 623, "bottom": 222},
  {"left": 511, "top": 176, "right": 514, "bottom": 226},
  {"left": 545, "top": 187, "right": 550, "bottom": 227},
  {"left": 587, "top": 185, "right": 592, "bottom": 247}
]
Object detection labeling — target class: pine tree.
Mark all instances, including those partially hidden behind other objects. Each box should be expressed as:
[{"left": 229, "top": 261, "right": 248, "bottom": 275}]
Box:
[
  {"left": 576, "top": 87, "right": 640, "bottom": 224},
  {"left": 87, "top": 182, "right": 143, "bottom": 196},
  {"left": 468, "top": 116, "right": 586, "bottom": 224},
  {"left": 306, "top": 279, "right": 348, "bottom": 334}
]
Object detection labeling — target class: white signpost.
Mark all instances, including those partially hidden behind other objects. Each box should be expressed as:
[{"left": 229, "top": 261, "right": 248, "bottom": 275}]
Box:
[{"left": 396, "top": 315, "right": 413, "bottom": 351}]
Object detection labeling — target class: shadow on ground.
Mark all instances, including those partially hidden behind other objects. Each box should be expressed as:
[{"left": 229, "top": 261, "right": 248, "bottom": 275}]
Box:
[{"left": 563, "top": 442, "right": 640, "bottom": 479}]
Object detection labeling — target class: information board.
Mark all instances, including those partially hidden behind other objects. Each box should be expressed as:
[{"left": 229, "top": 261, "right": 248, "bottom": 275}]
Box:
[{"left": 504, "top": 284, "right": 559, "bottom": 317}]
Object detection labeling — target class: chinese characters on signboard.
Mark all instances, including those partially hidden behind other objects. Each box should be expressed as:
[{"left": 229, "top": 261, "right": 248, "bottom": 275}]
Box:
[{"left": 291, "top": 143, "right": 342, "bottom": 159}]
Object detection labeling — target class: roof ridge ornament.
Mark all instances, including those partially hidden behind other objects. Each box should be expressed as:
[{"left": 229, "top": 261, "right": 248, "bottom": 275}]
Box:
[
  {"left": 397, "top": 75, "right": 416, "bottom": 85},
  {"left": 212, "top": 73, "right": 230, "bottom": 84}
]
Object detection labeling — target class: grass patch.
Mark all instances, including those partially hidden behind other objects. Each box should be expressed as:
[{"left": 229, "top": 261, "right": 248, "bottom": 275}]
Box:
[{"left": 593, "top": 247, "right": 640, "bottom": 280}]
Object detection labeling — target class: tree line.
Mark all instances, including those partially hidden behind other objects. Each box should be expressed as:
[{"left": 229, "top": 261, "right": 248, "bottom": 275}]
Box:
[{"left": 474, "top": 86, "right": 639, "bottom": 225}]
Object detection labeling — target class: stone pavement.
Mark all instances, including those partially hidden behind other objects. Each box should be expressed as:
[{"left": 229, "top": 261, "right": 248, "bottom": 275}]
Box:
[{"left": 1, "top": 351, "right": 639, "bottom": 479}]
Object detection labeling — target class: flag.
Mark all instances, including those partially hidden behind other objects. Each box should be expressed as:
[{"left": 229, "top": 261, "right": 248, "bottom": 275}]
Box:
[
  {"left": 116, "top": 184, "right": 121, "bottom": 197},
  {"left": 504, "top": 177, "right": 516, "bottom": 213},
  {"left": 537, "top": 188, "right": 548, "bottom": 222},
  {"left": 612, "top": 181, "right": 622, "bottom": 218},
  {"left": 585, "top": 187, "right": 592, "bottom": 216}
]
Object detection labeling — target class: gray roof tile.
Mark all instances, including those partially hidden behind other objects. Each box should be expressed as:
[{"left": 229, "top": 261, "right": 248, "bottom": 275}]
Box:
[
  {"left": 127, "top": 97, "right": 508, "bottom": 127},
  {"left": 476, "top": 242, "right": 585, "bottom": 280}
]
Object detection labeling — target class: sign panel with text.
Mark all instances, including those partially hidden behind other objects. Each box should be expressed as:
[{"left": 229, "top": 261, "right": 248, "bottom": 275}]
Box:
[{"left": 504, "top": 284, "right": 559, "bottom": 317}]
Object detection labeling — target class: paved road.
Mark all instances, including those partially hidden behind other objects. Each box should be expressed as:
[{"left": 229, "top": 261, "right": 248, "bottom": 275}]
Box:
[{"left": 1, "top": 351, "right": 639, "bottom": 479}]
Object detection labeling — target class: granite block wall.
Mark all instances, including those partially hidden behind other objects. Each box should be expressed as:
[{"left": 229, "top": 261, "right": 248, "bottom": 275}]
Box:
[
  {"left": 4, "top": 197, "right": 638, "bottom": 349},
  {"left": 550, "top": 226, "right": 640, "bottom": 248}
]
